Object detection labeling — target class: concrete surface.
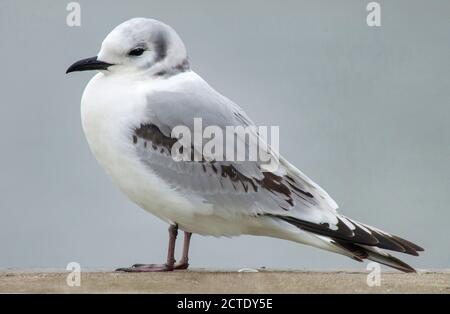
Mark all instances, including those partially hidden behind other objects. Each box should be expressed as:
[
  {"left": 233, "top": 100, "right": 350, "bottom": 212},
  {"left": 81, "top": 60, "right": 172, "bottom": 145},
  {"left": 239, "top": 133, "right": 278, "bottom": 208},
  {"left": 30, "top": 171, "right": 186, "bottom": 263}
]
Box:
[{"left": 0, "top": 270, "right": 449, "bottom": 294}]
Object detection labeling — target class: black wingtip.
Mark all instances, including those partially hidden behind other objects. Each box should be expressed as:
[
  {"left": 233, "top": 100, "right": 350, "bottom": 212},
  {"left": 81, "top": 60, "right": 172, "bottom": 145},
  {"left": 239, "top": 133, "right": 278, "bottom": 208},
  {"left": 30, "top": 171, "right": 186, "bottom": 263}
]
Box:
[
  {"left": 391, "top": 235, "right": 425, "bottom": 252},
  {"left": 333, "top": 239, "right": 418, "bottom": 273}
]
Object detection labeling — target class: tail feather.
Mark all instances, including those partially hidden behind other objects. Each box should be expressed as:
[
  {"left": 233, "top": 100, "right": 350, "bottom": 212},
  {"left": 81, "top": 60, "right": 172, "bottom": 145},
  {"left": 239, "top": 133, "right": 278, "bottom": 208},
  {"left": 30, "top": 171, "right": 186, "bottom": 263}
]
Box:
[
  {"left": 343, "top": 217, "right": 424, "bottom": 256},
  {"left": 333, "top": 239, "right": 416, "bottom": 273},
  {"left": 271, "top": 214, "right": 423, "bottom": 273},
  {"left": 274, "top": 214, "right": 423, "bottom": 256},
  {"left": 364, "top": 247, "right": 416, "bottom": 273}
]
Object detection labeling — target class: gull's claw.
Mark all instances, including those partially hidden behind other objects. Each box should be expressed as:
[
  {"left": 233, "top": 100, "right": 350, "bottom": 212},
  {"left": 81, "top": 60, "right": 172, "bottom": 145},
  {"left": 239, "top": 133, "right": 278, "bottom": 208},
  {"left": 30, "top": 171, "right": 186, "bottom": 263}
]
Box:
[{"left": 116, "top": 264, "right": 174, "bottom": 272}]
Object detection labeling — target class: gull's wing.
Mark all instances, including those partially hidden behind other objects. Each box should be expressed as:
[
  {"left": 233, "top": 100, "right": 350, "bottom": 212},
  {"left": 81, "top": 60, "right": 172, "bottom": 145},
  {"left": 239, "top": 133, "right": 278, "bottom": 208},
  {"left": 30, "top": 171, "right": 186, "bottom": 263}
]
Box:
[
  {"left": 130, "top": 72, "right": 423, "bottom": 255},
  {"left": 136, "top": 73, "right": 338, "bottom": 220}
]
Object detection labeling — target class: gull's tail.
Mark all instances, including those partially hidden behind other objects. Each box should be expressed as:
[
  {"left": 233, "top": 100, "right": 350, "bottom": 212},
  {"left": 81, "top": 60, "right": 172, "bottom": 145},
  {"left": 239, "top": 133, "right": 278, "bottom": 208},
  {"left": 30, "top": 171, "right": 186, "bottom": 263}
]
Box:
[
  {"left": 274, "top": 215, "right": 424, "bottom": 273},
  {"left": 332, "top": 239, "right": 418, "bottom": 273}
]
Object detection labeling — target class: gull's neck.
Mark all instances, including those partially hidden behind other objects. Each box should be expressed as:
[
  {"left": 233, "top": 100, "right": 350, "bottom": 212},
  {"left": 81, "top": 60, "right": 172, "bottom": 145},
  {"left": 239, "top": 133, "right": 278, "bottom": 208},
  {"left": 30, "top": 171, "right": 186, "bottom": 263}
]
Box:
[{"left": 152, "top": 58, "right": 190, "bottom": 77}]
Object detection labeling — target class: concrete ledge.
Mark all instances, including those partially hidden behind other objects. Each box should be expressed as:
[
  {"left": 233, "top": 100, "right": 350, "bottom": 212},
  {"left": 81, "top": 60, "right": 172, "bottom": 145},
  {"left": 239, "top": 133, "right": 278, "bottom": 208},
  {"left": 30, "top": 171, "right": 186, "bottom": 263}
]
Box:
[{"left": 0, "top": 270, "right": 449, "bottom": 293}]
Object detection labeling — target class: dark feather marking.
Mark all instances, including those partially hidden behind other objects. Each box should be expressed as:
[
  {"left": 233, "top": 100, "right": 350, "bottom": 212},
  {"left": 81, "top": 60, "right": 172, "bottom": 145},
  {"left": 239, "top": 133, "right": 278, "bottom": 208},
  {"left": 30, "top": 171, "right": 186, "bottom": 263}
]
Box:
[
  {"left": 290, "top": 189, "right": 309, "bottom": 202},
  {"left": 155, "top": 59, "right": 190, "bottom": 77},
  {"left": 369, "top": 230, "right": 408, "bottom": 254},
  {"left": 287, "top": 181, "right": 314, "bottom": 198},
  {"left": 271, "top": 215, "right": 352, "bottom": 238},
  {"left": 274, "top": 213, "right": 423, "bottom": 256},
  {"left": 242, "top": 181, "right": 249, "bottom": 192},
  {"left": 371, "top": 232, "right": 421, "bottom": 256},
  {"left": 154, "top": 32, "right": 167, "bottom": 63},
  {"left": 220, "top": 165, "right": 258, "bottom": 192},
  {"left": 270, "top": 214, "right": 382, "bottom": 245},
  {"left": 285, "top": 175, "right": 296, "bottom": 183},
  {"left": 260, "top": 172, "right": 287, "bottom": 195},
  {"left": 332, "top": 239, "right": 416, "bottom": 273},
  {"left": 391, "top": 235, "right": 424, "bottom": 252},
  {"left": 134, "top": 123, "right": 178, "bottom": 152},
  {"left": 341, "top": 217, "right": 423, "bottom": 256},
  {"left": 333, "top": 240, "right": 369, "bottom": 259},
  {"left": 134, "top": 123, "right": 316, "bottom": 209}
]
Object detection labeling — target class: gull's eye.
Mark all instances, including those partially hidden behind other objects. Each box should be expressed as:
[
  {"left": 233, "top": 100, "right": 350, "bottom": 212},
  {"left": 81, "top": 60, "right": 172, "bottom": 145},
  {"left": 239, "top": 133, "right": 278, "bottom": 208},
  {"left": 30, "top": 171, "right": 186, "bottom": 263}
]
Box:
[{"left": 128, "top": 47, "right": 145, "bottom": 56}]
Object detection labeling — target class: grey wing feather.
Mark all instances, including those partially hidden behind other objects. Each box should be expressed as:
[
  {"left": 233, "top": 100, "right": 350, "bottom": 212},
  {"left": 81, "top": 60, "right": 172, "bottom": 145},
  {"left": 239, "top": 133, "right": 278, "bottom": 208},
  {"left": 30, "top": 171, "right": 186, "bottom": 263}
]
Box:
[{"left": 132, "top": 77, "right": 340, "bottom": 225}]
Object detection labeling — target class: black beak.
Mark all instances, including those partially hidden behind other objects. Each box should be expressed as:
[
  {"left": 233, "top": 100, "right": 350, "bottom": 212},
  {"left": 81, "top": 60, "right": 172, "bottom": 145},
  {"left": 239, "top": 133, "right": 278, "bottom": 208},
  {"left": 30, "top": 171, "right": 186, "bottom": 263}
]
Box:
[{"left": 66, "top": 56, "right": 113, "bottom": 74}]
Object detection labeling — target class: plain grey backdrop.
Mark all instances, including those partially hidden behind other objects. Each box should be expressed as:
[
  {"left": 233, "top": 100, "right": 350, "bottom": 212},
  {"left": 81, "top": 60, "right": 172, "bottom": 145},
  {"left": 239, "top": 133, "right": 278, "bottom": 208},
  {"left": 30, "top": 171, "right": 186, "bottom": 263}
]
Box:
[{"left": 0, "top": 0, "right": 449, "bottom": 270}]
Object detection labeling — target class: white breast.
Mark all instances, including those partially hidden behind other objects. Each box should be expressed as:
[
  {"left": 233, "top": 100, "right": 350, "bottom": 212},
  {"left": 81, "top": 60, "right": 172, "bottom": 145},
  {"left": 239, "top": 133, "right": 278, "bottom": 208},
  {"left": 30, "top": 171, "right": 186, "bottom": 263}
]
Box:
[{"left": 80, "top": 73, "right": 202, "bottom": 227}]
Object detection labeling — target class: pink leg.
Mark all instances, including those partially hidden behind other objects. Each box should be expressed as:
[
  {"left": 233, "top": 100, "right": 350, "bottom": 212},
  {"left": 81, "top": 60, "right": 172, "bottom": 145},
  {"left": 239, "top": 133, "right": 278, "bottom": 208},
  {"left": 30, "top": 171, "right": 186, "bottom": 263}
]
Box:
[
  {"left": 174, "top": 232, "right": 192, "bottom": 270},
  {"left": 116, "top": 224, "right": 178, "bottom": 272}
]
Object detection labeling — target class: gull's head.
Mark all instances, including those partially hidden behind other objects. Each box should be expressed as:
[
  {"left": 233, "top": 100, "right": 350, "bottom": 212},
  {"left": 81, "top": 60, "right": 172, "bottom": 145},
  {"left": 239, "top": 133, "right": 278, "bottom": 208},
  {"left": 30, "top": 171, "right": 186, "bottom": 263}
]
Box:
[{"left": 66, "top": 18, "right": 189, "bottom": 76}]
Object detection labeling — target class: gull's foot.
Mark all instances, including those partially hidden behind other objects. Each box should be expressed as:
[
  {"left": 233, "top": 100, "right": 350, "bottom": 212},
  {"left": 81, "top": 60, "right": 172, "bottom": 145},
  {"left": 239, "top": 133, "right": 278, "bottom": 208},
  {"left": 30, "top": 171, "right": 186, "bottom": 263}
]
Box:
[
  {"left": 174, "top": 262, "right": 189, "bottom": 270},
  {"left": 116, "top": 264, "right": 174, "bottom": 272}
]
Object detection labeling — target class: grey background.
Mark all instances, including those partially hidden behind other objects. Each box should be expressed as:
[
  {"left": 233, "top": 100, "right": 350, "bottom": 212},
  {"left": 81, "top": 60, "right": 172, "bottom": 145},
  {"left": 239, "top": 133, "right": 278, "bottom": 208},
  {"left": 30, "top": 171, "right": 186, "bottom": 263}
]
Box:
[{"left": 0, "top": 0, "right": 448, "bottom": 270}]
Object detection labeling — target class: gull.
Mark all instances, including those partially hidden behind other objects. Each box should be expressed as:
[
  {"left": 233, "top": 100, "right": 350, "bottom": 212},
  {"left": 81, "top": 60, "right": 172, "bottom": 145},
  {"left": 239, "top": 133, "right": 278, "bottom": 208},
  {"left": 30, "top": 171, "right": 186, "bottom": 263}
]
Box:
[{"left": 67, "top": 18, "right": 423, "bottom": 272}]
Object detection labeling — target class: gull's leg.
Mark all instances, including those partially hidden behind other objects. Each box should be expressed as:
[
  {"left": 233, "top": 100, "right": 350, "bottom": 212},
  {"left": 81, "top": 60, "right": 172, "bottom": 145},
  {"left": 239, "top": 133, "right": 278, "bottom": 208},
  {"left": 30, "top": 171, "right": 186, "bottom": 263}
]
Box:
[
  {"left": 116, "top": 224, "right": 178, "bottom": 272},
  {"left": 174, "top": 232, "right": 192, "bottom": 270}
]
